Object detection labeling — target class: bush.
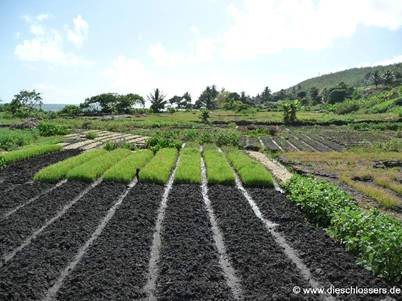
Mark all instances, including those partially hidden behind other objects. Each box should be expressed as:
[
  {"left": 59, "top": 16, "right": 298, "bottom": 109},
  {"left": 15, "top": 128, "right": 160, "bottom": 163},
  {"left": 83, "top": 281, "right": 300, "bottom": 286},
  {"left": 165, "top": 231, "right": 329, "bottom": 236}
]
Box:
[
  {"left": 334, "top": 101, "right": 360, "bottom": 114},
  {"left": 37, "top": 122, "right": 69, "bottom": 136},
  {"left": 146, "top": 136, "right": 182, "bottom": 153},
  {"left": 85, "top": 132, "right": 97, "bottom": 140},
  {"left": 0, "top": 129, "right": 38, "bottom": 151},
  {"left": 286, "top": 175, "right": 402, "bottom": 282}
]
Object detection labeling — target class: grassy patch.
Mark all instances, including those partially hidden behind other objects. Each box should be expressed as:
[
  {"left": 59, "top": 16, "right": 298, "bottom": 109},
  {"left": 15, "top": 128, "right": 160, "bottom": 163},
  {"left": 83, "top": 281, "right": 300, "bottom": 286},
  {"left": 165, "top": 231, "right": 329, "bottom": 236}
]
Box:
[
  {"left": 0, "top": 128, "right": 38, "bottom": 151},
  {"left": 34, "top": 149, "right": 107, "bottom": 182},
  {"left": 0, "top": 144, "right": 61, "bottom": 168},
  {"left": 203, "top": 146, "right": 235, "bottom": 185},
  {"left": 103, "top": 149, "right": 153, "bottom": 183},
  {"left": 85, "top": 132, "right": 97, "bottom": 140},
  {"left": 340, "top": 174, "right": 400, "bottom": 208},
  {"left": 139, "top": 148, "right": 178, "bottom": 184},
  {"left": 174, "top": 147, "right": 201, "bottom": 184},
  {"left": 67, "top": 148, "right": 131, "bottom": 182},
  {"left": 226, "top": 149, "right": 273, "bottom": 187}
]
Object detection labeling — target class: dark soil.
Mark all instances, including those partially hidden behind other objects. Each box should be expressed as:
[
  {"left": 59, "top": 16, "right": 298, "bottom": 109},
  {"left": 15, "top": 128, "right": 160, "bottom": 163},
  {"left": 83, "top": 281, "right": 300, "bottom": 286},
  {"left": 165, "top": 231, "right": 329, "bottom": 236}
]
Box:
[
  {"left": 260, "top": 136, "right": 280, "bottom": 152},
  {"left": 56, "top": 183, "right": 164, "bottom": 300},
  {"left": 309, "top": 134, "right": 344, "bottom": 151},
  {"left": 0, "top": 149, "right": 80, "bottom": 192},
  {"left": 272, "top": 136, "right": 295, "bottom": 152},
  {"left": 156, "top": 184, "right": 233, "bottom": 301},
  {"left": 0, "top": 180, "right": 88, "bottom": 256},
  {"left": 0, "top": 182, "right": 126, "bottom": 300},
  {"left": 208, "top": 185, "right": 316, "bottom": 300},
  {"left": 296, "top": 134, "right": 331, "bottom": 152},
  {"left": 247, "top": 187, "right": 398, "bottom": 301}
]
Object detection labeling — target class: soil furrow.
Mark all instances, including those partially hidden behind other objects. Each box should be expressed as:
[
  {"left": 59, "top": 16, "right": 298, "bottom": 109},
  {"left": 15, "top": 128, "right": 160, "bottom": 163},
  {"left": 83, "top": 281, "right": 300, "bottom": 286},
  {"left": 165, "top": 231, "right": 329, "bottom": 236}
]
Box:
[
  {"left": 156, "top": 184, "right": 233, "bottom": 300},
  {"left": 0, "top": 181, "right": 88, "bottom": 257},
  {"left": 55, "top": 183, "right": 164, "bottom": 300},
  {"left": 0, "top": 150, "right": 80, "bottom": 189},
  {"left": 208, "top": 185, "right": 317, "bottom": 300},
  {"left": 0, "top": 182, "right": 126, "bottom": 301},
  {"left": 247, "top": 187, "right": 394, "bottom": 301}
]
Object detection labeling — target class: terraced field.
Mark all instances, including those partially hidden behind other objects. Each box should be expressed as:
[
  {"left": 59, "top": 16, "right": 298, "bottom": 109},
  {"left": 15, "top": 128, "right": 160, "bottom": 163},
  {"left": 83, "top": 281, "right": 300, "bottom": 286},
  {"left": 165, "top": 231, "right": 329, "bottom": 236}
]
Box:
[{"left": 0, "top": 147, "right": 400, "bottom": 300}]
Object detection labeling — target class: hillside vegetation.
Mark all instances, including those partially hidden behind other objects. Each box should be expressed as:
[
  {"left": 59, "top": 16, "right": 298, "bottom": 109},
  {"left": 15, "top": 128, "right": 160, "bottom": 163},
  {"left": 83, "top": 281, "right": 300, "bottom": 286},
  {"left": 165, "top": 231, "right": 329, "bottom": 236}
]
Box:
[{"left": 287, "top": 63, "right": 402, "bottom": 92}]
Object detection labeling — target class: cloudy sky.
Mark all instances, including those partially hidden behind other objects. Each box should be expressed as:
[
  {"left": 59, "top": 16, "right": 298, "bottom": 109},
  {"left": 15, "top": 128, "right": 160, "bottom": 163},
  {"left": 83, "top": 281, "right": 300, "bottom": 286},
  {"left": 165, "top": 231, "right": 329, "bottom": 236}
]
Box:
[{"left": 1, "top": 0, "right": 402, "bottom": 104}]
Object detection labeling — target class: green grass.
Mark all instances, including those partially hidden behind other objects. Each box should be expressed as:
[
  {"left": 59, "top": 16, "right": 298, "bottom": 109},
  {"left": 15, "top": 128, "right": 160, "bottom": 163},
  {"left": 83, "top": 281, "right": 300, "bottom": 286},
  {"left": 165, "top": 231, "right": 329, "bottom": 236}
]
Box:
[
  {"left": 34, "top": 149, "right": 107, "bottom": 182},
  {"left": 203, "top": 147, "right": 235, "bottom": 185},
  {"left": 226, "top": 149, "right": 273, "bottom": 187},
  {"left": 85, "top": 132, "right": 97, "bottom": 140},
  {"left": 0, "top": 144, "right": 62, "bottom": 168},
  {"left": 103, "top": 149, "right": 153, "bottom": 183},
  {"left": 174, "top": 147, "right": 201, "bottom": 184},
  {"left": 139, "top": 148, "right": 178, "bottom": 184},
  {"left": 67, "top": 148, "right": 131, "bottom": 182},
  {"left": 0, "top": 128, "right": 38, "bottom": 151}
]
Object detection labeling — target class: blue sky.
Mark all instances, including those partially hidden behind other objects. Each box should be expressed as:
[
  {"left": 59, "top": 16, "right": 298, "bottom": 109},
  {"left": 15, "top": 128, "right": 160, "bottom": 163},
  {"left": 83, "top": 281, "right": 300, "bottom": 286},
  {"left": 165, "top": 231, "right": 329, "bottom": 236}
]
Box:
[{"left": 1, "top": 0, "right": 402, "bottom": 104}]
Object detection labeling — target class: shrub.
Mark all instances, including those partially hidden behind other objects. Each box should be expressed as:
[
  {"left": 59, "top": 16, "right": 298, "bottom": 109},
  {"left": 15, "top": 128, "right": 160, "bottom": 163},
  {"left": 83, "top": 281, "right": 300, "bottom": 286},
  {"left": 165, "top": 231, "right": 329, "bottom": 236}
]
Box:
[
  {"left": 226, "top": 149, "right": 273, "bottom": 187},
  {"left": 174, "top": 147, "right": 201, "bottom": 184},
  {"left": 199, "top": 109, "right": 210, "bottom": 123},
  {"left": 34, "top": 149, "right": 107, "bottom": 182},
  {"left": 146, "top": 136, "right": 182, "bottom": 153},
  {"left": 139, "top": 148, "right": 178, "bottom": 184},
  {"left": 85, "top": 132, "right": 97, "bottom": 140},
  {"left": 103, "top": 149, "right": 153, "bottom": 183},
  {"left": 286, "top": 175, "right": 402, "bottom": 282},
  {"left": 334, "top": 101, "right": 360, "bottom": 114},
  {"left": 285, "top": 175, "right": 356, "bottom": 226},
  {"left": 0, "top": 128, "right": 38, "bottom": 151},
  {"left": 329, "top": 208, "right": 402, "bottom": 282},
  {"left": 37, "top": 122, "right": 69, "bottom": 136}
]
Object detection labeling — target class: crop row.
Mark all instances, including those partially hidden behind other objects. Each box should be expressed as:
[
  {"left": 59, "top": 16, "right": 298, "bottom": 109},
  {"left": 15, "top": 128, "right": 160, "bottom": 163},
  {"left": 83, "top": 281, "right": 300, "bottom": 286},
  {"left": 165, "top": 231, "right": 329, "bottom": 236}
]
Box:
[
  {"left": 285, "top": 175, "right": 402, "bottom": 282},
  {"left": 34, "top": 146, "right": 274, "bottom": 187},
  {"left": 0, "top": 144, "right": 62, "bottom": 168}
]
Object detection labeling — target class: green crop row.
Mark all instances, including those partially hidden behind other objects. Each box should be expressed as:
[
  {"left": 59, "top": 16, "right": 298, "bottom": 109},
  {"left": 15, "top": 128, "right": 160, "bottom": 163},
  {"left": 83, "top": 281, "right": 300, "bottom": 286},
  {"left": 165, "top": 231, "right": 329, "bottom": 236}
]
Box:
[
  {"left": 34, "top": 149, "right": 107, "bottom": 182},
  {"left": 226, "top": 149, "right": 273, "bottom": 187},
  {"left": 139, "top": 148, "right": 178, "bottom": 184},
  {"left": 174, "top": 147, "right": 201, "bottom": 184},
  {"left": 285, "top": 175, "right": 402, "bottom": 282},
  {"left": 103, "top": 149, "right": 154, "bottom": 183},
  {"left": 203, "top": 147, "right": 235, "bottom": 185},
  {"left": 0, "top": 144, "right": 62, "bottom": 168},
  {"left": 67, "top": 148, "right": 131, "bottom": 182}
]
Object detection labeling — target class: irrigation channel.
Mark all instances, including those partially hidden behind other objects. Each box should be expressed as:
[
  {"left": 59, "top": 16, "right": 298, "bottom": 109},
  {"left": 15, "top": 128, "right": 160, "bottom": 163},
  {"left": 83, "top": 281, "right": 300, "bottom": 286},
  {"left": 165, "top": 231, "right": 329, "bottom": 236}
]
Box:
[{"left": 0, "top": 151, "right": 397, "bottom": 300}]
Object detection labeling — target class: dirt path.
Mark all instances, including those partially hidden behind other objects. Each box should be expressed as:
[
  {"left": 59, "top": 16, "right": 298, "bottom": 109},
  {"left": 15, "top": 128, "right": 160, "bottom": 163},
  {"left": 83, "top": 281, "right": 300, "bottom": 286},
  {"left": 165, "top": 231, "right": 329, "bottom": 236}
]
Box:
[{"left": 247, "top": 151, "right": 292, "bottom": 184}]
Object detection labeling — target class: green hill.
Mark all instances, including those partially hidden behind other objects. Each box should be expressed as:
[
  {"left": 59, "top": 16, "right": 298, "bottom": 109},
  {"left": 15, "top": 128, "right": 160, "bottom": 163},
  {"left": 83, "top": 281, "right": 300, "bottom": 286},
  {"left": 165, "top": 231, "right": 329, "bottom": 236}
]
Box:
[{"left": 287, "top": 62, "right": 402, "bottom": 92}]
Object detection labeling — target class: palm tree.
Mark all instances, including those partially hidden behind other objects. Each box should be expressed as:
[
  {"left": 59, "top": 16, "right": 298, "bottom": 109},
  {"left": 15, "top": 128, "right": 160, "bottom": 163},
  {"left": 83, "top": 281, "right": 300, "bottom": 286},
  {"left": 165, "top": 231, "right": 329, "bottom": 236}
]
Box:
[{"left": 148, "top": 88, "right": 166, "bottom": 113}]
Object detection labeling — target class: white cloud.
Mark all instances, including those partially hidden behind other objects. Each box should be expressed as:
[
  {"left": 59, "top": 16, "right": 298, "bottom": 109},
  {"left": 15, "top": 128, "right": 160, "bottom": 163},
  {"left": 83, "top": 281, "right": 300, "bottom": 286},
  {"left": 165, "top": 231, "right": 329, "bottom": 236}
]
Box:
[
  {"left": 150, "top": 0, "right": 402, "bottom": 63},
  {"left": 360, "top": 55, "right": 402, "bottom": 67},
  {"left": 36, "top": 14, "right": 49, "bottom": 21},
  {"left": 67, "top": 15, "right": 89, "bottom": 47},
  {"left": 15, "top": 15, "right": 90, "bottom": 65}
]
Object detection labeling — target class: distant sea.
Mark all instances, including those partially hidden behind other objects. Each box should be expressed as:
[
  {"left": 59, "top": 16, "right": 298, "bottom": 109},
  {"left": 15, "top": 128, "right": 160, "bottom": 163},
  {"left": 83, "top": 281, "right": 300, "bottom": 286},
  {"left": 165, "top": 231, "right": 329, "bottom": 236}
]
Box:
[{"left": 42, "top": 104, "right": 69, "bottom": 112}]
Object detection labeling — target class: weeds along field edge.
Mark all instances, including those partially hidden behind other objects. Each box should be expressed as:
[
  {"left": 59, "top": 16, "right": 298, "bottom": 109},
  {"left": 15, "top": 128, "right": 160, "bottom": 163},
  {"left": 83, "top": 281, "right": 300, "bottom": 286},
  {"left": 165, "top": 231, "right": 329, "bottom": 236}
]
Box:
[
  {"left": 0, "top": 144, "right": 62, "bottom": 168},
  {"left": 34, "top": 149, "right": 107, "bottom": 182},
  {"left": 103, "top": 149, "right": 154, "bottom": 183}
]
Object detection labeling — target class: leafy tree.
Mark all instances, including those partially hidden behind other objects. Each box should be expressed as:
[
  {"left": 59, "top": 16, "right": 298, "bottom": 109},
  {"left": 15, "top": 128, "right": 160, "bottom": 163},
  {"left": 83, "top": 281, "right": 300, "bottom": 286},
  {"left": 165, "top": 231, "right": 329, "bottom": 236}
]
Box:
[
  {"left": 194, "top": 85, "right": 219, "bottom": 109},
  {"left": 168, "top": 95, "right": 182, "bottom": 107},
  {"left": 60, "top": 104, "right": 81, "bottom": 116},
  {"left": 81, "top": 93, "right": 117, "bottom": 114},
  {"left": 148, "top": 88, "right": 167, "bottom": 113},
  {"left": 272, "top": 89, "right": 289, "bottom": 102},
  {"left": 9, "top": 90, "right": 43, "bottom": 116},
  {"left": 282, "top": 100, "right": 300, "bottom": 124},
  {"left": 180, "top": 92, "right": 192, "bottom": 109},
  {"left": 383, "top": 70, "right": 394, "bottom": 88},
  {"left": 260, "top": 86, "right": 272, "bottom": 103},
  {"left": 371, "top": 70, "right": 382, "bottom": 88},
  {"left": 116, "top": 93, "right": 144, "bottom": 113},
  {"left": 239, "top": 91, "right": 251, "bottom": 105},
  {"left": 309, "top": 86, "right": 320, "bottom": 104},
  {"left": 199, "top": 109, "right": 210, "bottom": 123}
]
